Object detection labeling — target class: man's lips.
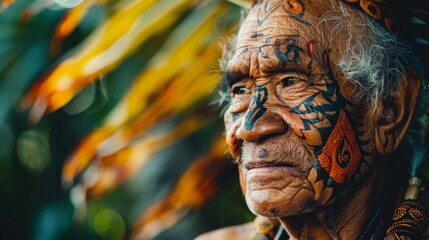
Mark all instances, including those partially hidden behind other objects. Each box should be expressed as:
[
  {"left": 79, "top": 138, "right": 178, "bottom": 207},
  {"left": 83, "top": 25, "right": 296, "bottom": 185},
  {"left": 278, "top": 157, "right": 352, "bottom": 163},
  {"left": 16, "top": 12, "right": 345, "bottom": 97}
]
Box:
[{"left": 244, "top": 160, "right": 305, "bottom": 173}]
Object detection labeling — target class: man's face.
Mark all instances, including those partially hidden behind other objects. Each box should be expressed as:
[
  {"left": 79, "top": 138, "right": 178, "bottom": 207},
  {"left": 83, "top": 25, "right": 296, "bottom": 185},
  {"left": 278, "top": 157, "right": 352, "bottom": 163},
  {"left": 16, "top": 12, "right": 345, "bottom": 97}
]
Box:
[{"left": 224, "top": 0, "right": 376, "bottom": 217}]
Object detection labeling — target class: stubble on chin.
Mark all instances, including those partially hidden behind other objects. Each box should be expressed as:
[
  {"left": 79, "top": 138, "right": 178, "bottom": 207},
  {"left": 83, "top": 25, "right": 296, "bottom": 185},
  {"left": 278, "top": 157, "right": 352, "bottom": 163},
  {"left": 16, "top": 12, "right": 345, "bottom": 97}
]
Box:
[
  {"left": 245, "top": 174, "right": 318, "bottom": 217},
  {"left": 239, "top": 136, "right": 318, "bottom": 217}
]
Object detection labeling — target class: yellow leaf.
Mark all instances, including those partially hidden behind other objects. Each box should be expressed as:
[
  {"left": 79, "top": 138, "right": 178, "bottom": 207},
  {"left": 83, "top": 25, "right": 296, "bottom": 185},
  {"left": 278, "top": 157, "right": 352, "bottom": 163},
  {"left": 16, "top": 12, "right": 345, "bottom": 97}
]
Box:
[
  {"left": 22, "top": 0, "right": 196, "bottom": 116},
  {"left": 85, "top": 115, "right": 212, "bottom": 197},
  {"left": 51, "top": 0, "right": 103, "bottom": 56},
  {"left": 62, "top": 4, "right": 230, "bottom": 184}
]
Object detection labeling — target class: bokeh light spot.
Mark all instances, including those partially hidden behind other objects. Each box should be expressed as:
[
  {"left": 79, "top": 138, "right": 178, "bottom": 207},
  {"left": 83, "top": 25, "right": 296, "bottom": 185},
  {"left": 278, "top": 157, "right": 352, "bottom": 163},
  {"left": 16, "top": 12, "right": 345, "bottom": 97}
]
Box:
[
  {"left": 93, "top": 209, "right": 125, "bottom": 240},
  {"left": 17, "top": 130, "right": 50, "bottom": 174}
]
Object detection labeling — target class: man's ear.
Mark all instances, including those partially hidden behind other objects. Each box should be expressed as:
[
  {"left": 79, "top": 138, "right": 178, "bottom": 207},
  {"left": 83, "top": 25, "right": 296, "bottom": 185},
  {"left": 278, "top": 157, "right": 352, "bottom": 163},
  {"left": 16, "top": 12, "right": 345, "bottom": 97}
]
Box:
[{"left": 374, "top": 68, "right": 421, "bottom": 155}]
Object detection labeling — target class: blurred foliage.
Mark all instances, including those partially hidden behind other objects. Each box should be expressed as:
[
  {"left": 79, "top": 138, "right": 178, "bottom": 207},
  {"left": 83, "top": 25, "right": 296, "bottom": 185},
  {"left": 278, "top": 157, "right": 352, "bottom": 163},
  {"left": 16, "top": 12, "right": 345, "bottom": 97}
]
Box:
[
  {"left": 0, "top": 0, "right": 254, "bottom": 239},
  {"left": 4, "top": 0, "right": 428, "bottom": 239}
]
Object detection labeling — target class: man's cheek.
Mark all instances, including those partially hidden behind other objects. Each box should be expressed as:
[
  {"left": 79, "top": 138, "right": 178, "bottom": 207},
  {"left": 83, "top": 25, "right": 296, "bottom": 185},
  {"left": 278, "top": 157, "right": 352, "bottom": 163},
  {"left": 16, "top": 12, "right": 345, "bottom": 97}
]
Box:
[
  {"left": 317, "top": 110, "right": 362, "bottom": 184},
  {"left": 224, "top": 110, "right": 242, "bottom": 159},
  {"left": 286, "top": 109, "right": 362, "bottom": 184},
  {"left": 283, "top": 83, "right": 368, "bottom": 203},
  {"left": 288, "top": 120, "right": 321, "bottom": 154},
  {"left": 223, "top": 109, "right": 235, "bottom": 128},
  {"left": 303, "top": 109, "right": 367, "bottom": 204},
  {"left": 285, "top": 109, "right": 331, "bottom": 157}
]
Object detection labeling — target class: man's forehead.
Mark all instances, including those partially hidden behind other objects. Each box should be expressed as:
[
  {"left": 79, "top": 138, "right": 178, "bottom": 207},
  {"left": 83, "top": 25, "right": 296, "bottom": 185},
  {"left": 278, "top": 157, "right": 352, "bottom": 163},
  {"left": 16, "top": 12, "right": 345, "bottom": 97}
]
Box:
[
  {"left": 227, "top": 0, "right": 327, "bottom": 79},
  {"left": 237, "top": 0, "right": 314, "bottom": 40},
  {"left": 227, "top": 35, "right": 315, "bottom": 78}
]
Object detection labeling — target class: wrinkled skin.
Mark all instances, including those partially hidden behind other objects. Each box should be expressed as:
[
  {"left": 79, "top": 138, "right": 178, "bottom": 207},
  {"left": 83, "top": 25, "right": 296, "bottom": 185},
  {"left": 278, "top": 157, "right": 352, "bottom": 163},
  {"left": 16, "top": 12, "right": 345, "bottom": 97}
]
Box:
[
  {"left": 224, "top": 0, "right": 375, "bottom": 218},
  {"left": 217, "top": 0, "right": 421, "bottom": 239}
]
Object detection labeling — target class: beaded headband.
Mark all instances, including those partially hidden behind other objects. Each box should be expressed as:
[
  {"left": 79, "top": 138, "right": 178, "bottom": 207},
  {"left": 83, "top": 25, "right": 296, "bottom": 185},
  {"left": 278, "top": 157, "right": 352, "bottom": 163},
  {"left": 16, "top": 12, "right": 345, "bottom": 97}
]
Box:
[{"left": 340, "top": 0, "right": 396, "bottom": 32}]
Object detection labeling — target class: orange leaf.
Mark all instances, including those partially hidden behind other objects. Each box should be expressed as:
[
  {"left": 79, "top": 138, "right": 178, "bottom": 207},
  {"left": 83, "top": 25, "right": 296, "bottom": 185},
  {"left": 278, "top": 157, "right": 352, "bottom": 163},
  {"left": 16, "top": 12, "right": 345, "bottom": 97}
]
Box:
[
  {"left": 131, "top": 136, "right": 228, "bottom": 239},
  {"left": 85, "top": 115, "right": 212, "bottom": 198}
]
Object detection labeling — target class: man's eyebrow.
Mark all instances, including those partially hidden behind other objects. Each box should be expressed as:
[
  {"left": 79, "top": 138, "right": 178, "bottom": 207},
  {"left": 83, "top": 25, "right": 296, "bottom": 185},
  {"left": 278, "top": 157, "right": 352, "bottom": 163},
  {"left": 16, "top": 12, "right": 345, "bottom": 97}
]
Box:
[{"left": 221, "top": 70, "right": 247, "bottom": 88}]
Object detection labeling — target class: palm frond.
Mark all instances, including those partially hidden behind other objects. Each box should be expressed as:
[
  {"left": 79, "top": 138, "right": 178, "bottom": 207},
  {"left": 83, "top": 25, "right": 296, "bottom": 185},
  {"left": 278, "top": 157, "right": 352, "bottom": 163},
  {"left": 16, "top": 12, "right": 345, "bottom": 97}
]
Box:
[
  {"left": 21, "top": 0, "right": 196, "bottom": 120},
  {"left": 62, "top": 3, "right": 230, "bottom": 184}
]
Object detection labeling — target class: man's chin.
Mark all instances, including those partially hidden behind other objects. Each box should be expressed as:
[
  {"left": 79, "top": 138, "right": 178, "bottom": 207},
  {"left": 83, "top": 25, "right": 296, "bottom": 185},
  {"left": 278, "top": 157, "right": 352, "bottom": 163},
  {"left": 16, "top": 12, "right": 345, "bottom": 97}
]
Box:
[{"left": 245, "top": 188, "right": 316, "bottom": 217}]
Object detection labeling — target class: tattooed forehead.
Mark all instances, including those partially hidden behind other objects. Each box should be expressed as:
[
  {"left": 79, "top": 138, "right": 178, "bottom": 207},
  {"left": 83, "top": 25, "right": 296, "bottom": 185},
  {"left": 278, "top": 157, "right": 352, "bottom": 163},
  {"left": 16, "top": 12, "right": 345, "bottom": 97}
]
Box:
[
  {"left": 227, "top": 35, "right": 325, "bottom": 81},
  {"left": 227, "top": 0, "right": 326, "bottom": 81},
  {"left": 237, "top": 1, "right": 315, "bottom": 41}
]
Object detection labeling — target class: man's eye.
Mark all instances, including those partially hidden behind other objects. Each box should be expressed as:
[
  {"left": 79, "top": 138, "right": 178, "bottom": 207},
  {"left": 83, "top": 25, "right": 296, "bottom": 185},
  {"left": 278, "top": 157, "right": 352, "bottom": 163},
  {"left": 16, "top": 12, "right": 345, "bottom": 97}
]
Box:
[
  {"left": 232, "top": 86, "right": 250, "bottom": 96},
  {"left": 281, "top": 77, "right": 302, "bottom": 87}
]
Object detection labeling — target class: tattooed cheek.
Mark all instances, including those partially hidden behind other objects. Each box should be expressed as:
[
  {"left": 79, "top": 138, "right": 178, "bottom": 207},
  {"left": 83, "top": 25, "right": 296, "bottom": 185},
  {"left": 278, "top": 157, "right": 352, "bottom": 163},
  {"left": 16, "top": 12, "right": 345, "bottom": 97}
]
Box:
[{"left": 318, "top": 110, "right": 362, "bottom": 184}]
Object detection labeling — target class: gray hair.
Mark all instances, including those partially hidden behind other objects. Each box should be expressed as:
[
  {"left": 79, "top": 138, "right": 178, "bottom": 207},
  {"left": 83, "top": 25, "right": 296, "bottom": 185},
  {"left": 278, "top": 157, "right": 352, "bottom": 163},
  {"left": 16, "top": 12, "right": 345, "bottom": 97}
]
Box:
[
  {"left": 320, "top": 0, "right": 426, "bottom": 111},
  {"left": 320, "top": 1, "right": 429, "bottom": 171}
]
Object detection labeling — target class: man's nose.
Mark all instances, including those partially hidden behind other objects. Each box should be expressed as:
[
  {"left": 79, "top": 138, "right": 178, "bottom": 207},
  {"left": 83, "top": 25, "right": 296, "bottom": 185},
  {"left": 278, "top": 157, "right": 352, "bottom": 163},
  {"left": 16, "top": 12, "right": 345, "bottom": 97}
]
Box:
[{"left": 236, "top": 111, "right": 288, "bottom": 143}]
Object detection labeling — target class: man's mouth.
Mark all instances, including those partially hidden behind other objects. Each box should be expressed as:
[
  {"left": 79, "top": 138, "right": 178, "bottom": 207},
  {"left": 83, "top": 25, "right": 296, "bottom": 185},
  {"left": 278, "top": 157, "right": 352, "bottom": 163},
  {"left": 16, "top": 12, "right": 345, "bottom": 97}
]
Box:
[{"left": 244, "top": 160, "right": 303, "bottom": 172}]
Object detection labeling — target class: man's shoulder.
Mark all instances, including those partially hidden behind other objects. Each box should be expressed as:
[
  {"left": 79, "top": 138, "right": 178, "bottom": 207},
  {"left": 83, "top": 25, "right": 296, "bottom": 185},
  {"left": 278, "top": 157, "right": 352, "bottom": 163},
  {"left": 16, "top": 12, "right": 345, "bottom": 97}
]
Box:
[{"left": 194, "top": 222, "right": 254, "bottom": 240}]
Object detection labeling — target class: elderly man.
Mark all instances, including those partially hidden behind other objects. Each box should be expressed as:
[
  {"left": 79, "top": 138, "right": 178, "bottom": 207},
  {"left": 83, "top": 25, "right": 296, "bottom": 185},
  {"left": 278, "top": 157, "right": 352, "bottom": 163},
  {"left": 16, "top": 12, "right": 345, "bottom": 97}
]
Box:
[{"left": 197, "top": 0, "right": 429, "bottom": 239}]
